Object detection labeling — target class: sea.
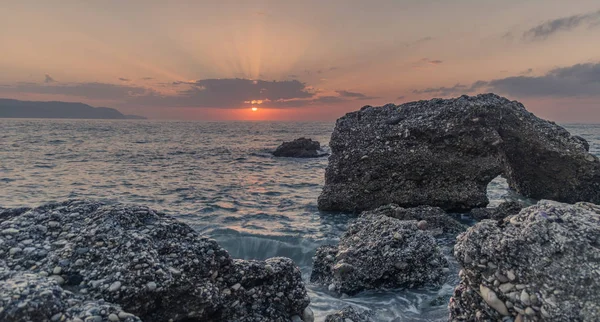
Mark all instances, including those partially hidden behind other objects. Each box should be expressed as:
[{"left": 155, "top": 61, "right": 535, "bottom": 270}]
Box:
[{"left": 1, "top": 119, "right": 599, "bottom": 321}]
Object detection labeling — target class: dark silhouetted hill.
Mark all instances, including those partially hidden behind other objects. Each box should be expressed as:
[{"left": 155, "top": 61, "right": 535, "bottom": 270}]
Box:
[{"left": 0, "top": 99, "right": 146, "bottom": 119}]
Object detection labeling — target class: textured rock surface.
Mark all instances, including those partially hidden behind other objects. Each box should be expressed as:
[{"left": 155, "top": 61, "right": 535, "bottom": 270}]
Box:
[
  {"left": 0, "top": 200, "right": 310, "bottom": 322},
  {"left": 318, "top": 94, "right": 600, "bottom": 212},
  {"left": 273, "top": 137, "right": 326, "bottom": 158},
  {"left": 0, "top": 271, "right": 141, "bottom": 322},
  {"left": 469, "top": 201, "right": 526, "bottom": 221},
  {"left": 310, "top": 213, "right": 447, "bottom": 295},
  {"left": 324, "top": 306, "right": 373, "bottom": 322},
  {"left": 450, "top": 200, "right": 600, "bottom": 321},
  {"left": 363, "top": 204, "right": 467, "bottom": 236}
]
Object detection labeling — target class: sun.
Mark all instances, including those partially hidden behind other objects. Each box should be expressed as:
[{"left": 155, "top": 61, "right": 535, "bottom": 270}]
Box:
[{"left": 251, "top": 107, "right": 258, "bottom": 112}]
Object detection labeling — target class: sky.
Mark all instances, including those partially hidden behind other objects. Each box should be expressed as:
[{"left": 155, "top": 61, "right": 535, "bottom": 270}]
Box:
[{"left": 1, "top": 0, "right": 600, "bottom": 122}]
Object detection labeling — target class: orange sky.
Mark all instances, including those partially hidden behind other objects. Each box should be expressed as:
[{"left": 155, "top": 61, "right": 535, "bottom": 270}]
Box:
[{"left": 1, "top": 0, "right": 599, "bottom": 121}]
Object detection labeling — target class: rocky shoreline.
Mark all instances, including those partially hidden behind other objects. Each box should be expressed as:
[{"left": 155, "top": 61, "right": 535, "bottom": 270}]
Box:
[{"left": 2, "top": 94, "right": 599, "bottom": 321}]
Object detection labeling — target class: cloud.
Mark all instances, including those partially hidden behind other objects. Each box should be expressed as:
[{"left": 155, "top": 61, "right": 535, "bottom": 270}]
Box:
[
  {"left": 520, "top": 68, "right": 534, "bottom": 75},
  {"left": 335, "top": 90, "right": 378, "bottom": 100},
  {"left": 141, "top": 77, "right": 153, "bottom": 80},
  {"left": 118, "top": 78, "right": 130, "bottom": 82},
  {"left": 130, "top": 78, "right": 315, "bottom": 108},
  {"left": 396, "top": 95, "right": 405, "bottom": 100},
  {"left": 288, "top": 74, "right": 298, "bottom": 78},
  {"left": 524, "top": 9, "right": 600, "bottom": 41},
  {"left": 44, "top": 74, "right": 56, "bottom": 83},
  {"left": 412, "top": 58, "right": 444, "bottom": 69},
  {"left": 413, "top": 62, "right": 600, "bottom": 99},
  {"left": 1, "top": 82, "right": 147, "bottom": 100},
  {"left": 1, "top": 77, "right": 381, "bottom": 109}
]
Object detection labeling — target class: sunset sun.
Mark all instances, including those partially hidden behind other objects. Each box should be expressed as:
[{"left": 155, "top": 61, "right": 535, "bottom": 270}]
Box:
[{"left": 251, "top": 107, "right": 258, "bottom": 112}]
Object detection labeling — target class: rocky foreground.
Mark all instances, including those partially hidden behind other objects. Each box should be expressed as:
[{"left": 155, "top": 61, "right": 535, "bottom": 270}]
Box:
[
  {"left": 318, "top": 93, "right": 599, "bottom": 212},
  {"left": 450, "top": 200, "right": 600, "bottom": 321},
  {"left": 0, "top": 200, "right": 312, "bottom": 322}
]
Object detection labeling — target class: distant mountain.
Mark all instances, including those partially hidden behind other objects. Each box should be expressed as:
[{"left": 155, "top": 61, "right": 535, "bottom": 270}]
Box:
[{"left": 0, "top": 98, "right": 146, "bottom": 119}]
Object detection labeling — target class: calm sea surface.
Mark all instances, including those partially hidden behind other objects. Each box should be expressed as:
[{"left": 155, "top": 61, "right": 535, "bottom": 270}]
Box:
[{"left": 1, "top": 119, "right": 599, "bottom": 321}]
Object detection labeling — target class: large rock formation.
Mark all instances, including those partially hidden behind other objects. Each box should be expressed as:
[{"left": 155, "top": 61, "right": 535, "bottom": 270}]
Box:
[
  {"left": 273, "top": 137, "right": 326, "bottom": 158},
  {"left": 450, "top": 200, "right": 600, "bottom": 321},
  {"left": 0, "top": 200, "right": 310, "bottom": 322},
  {"left": 318, "top": 94, "right": 600, "bottom": 212},
  {"left": 310, "top": 213, "right": 447, "bottom": 295}
]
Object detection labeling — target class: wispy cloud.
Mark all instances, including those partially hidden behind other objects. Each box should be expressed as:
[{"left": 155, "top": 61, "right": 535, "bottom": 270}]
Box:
[
  {"left": 524, "top": 9, "right": 600, "bottom": 41},
  {"left": 412, "top": 62, "right": 600, "bottom": 98},
  {"left": 118, "top": 78, "right": 130, "bottom": 82}
]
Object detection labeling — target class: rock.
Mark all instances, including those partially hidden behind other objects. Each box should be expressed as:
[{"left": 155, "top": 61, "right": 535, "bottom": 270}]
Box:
[
  {"left": 324, "top": 306, "right": 373, "bottom": 322},
  {"left": 310, "top": 213, "right": 447, "bottom": 295},
  {"left": 318, "top": 94, "right": 600, "bottom": 212},
  {"left": 0, "top": 271, "right": 142, "bottom": 322},
  {"left": 361, "top": 204, "right": 467, "bottom": 236},
  {"left": 470, "top": 201, "right": 526, "bottom": 221},
  {"left": 0, "top": 200, "right": 310, "bottom": 322},
  {"left": 272, "top": 137, "right": 327, "bottom": 158},
  {"left": 449, "top": 200, "right": 600, "bottom": 321}
]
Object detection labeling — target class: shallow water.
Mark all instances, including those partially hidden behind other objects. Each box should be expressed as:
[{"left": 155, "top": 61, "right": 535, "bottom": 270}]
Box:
[{"left": 1, "top": 119, "right": 598, "bottom": 321}]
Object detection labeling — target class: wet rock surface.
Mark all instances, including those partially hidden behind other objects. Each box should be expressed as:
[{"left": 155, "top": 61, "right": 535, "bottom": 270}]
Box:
[
  {"left": 273, "top": 137, "right": 326, "bottom": 158},
  {"left": 364, "top": 204, "right": 467, "bottom": 236},
  {"left": 0, "top": 270, "right": 141, "bottom": 322},
  {"left": 310, "top": 213, "right": 448, "bottom": 295},
  {"left": 469, "top": 201, "right": 526, "bottom": 221},
  {"left": 324, "top": 306, "right": 373, "bottom": 322},
  {"left": 450, "top": 200, "right": 600, "bottom": 321},
  {"left": 0, "top": 200, "right": 310, "bottom": 322},
  {"left": 318, "top": 94, "right": 600, "bottom": 212}
]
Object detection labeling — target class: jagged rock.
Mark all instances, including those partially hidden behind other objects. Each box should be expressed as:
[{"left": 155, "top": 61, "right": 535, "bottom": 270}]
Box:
[
  {"left": 363, "top": 204, "right": 467, "bottom": 236},
  {"left": 449, "top": 200, "right": 600, "bottom": 321},
  {"left": 310, "top": 213, "right": 447, "bottom": 295},
  {"left": 318, "top": 94, "right": 600, "bottom": 212},
  {"left": 324, "top": 306, "right": 373, "bottom": 322},
  {"left": 273, "top": 137, "right": 326, "bottom": 158},
  {"left": 470, "top": 201, "right": 526, "bottom": 221},
  {"left": 0, "top": 200, "right": 310, "bottom": 322},
  {"left": 0, "top": 270, "right": 141, "bottom": 322}
]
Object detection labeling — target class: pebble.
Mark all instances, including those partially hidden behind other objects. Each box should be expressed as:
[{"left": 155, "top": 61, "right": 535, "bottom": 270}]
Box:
[
  {"left": 480, "top": 284, "right": 509, "bottom": 316},
  {"left": 109, "top": 281, "right": 122, "bottom": 292},
  {"left": 506, "top": 270, "right": 516, "bottom": 281},
  {"left": 525, "top": 307, "right": 535, "bottom": 316},
  {"left": 146, "top": 281, "right": 157, "bottom": 291},
  {"left": 53, "top": 266, "right": 62, "bottom": 275},
  {"left": 108, "top": 313, "right": 120, "bottom": 321},
  {"left": 499, "top": 283, "right": 514, "bottom": 293},
  {"left": 49, "top": 275, "right": 65, "bottom": 285},
  {"left": 520, "top": 290, "right": 530, "bottom": 305},
  {"left": 231, "top": 283, "right": 241, "bottom": 291},
  {"left": 417, "top": 220, "right": 428, "bottom": 230}
]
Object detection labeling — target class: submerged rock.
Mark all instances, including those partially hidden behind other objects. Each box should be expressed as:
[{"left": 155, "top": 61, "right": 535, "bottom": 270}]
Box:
[
  {"left": 318, "top": 94, "right": 600, "bottom": 212},
  {"left": 450, "top": 200, "right": 600, "bottom": 321},
  {"left": 469, "top": 200, "right": 526, "bottom": 221},
  {"left": 310, "top": 213, "right": 447, "bottom": 295},
  {"left": 363, "top": 204, "right": 467, "bottom": 236},
  {"left": 324, "top": 306, "right": 373, "bottom": 322},
  {"left": 273, "top": 137, "right": 326, "bottom": 158},
  {"left": 0, "top": 200, "right": 310, "bottom": 322}
]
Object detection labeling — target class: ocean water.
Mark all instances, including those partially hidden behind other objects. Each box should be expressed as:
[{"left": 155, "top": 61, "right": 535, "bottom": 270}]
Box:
[{"left": 1, "top": 119, "right": 599, "bottom": 321}]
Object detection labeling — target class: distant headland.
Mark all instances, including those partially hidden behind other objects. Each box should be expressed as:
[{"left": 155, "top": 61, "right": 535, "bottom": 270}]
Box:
[{"left": 0, "top": 98, "right": 146, "bottom": 119}]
